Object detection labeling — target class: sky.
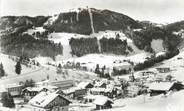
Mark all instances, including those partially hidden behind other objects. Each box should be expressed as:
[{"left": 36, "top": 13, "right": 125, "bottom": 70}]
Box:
[{"left": 1, "top": 0, "right": 184, "bottom": 23}]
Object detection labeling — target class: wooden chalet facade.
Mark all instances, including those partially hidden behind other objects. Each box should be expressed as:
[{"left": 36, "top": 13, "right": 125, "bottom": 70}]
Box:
[
  {"left": 6, "top": 84, "right": 23, "bottom": 97},
  {"left": 29, "top": 91, "right": 71, "bottom": 111},
  {"left": 93, "top": 96, "right": 113, "bottom": 110},
  {"left": 22, "top": 87, "right": 49, "bottom": 102},
  {"left": 62, "top": 87, "right": 87, "bottom": 99}
]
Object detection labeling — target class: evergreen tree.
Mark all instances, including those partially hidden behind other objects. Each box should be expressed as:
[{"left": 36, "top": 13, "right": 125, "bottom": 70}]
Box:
[
  {"left": 166, "top": 75, "right": 173, "bottom": 81},
  {"left": 95, "top": 64, "right": 100, "bottom": 76},
  {"left": 100, "top": 66, "right": 105, "bottom": 78},
  {"left": 15, "top": 61, "right": 21, "bottom": 74},
  {"left": 1, "top": 92, "right": 15, "bottom": 108},
  {"left": 24, "top": 79, "right": 35, "bottom": 88},
  {"left": 0, "top": 63, "right": 5, "bottom": 78},
  {"left": 58, "top": 63, "right": 62, "bottom": 69}
]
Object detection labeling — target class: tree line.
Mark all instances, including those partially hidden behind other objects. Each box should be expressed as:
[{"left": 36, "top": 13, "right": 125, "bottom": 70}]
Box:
[
  {"left": 69, "top": 37, "right": 133, "bottom": 57},
  {"left": 69, "top": 37, "right": 99, "bottom": 57},
  {"left": 134, "top": 49, "right": 179, "bottom": 71},
  {"left": 1, "top": 33, "right": 63, "bottom": 59},
  {"left": 124, "top": 26, "right": 182, "bottom": 53},
  {"left": 100, "top": 37, "right": 131, "bottom": 55}
]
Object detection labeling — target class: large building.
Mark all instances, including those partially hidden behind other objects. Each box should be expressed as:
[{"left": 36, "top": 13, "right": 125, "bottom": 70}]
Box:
[
  {"left": 29, "top": 91, "right": 71, "bottom": 111},
  {"left": 6, "top": 84, "right": 23, "bottom": 97}
]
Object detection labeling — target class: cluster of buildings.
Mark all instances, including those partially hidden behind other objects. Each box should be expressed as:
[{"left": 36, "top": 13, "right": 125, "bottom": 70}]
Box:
[{"left": 1, "top": 66, "right": 184, "bottom": 111}]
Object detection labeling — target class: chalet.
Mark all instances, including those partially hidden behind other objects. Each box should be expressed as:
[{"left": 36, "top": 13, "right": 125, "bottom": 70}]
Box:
[
  {"left": 148, "top": 82, "right": 184, "bottom": 96},
  {"left": 93, "top": 96, "right": 113, "bottom": 110},
  {"left": 94, "top": 81, "right": 106, "bottom": 88},
  {"left": 6, "top": 84, "right": 23, "bottom": 97},
  {"left": 62, "top": 87, "right": 87, "bottom": 99},
  {"left": 29, "top": 91, "right": 71, "bottom": 111},
  {"left": 22, "top": 85, "right": 58, "bottom": 101},
  {"left": 90, "top": 87, "right": 115, "bottom": 98},
  {"left": 77, "top": 82, "right": 94, "bottom": 89},
  {"left": 90, "top": 88, "right": 106, "bottom": 95},
  {"left": 156, "top": 67, "right": 170, "bottom": 73}
]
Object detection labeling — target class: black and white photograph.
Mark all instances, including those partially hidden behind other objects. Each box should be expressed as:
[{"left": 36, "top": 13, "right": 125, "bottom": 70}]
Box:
[{"left": 0, "top": 0, "right": 184, "bottom": 111}]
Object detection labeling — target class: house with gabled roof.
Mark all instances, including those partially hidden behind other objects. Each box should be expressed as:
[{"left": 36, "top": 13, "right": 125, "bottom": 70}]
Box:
[
  {"left": 148, "top": 82, "right": 184, "bottom": 96},
  {"left": 93, "top": 95, "right": 113, "bottom": 110},
  {"left": 22, "top": 85, "right": 58, "bottom": 102},
  {"left": 77, "top": 81, "right": 94, "bottom": 89},
  {"left": 29, "top": 91, "right": 71, "bottom": 111},
  {"left": 62, "top": 86, "right": 87, "bottom": 99}
]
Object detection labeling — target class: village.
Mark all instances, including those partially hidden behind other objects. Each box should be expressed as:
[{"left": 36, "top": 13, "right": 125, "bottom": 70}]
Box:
[
  {"left": 1, "top": 1, "right": 184, "bottom": 111},
  {"left": 0, "top": 57, "right": 184, "bottom": 111}
]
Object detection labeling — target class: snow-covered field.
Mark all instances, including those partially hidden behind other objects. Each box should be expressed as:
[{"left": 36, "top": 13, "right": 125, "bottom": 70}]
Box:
[
  {"left": 0, "top": 53, "right": 97, "bottom": 85},
  {"left": 104, "top": 90, "right": 184, "bottom": 111},
  {"left": 151, "top": 39, "right": 164, "bottom": 53},
  {"left": 26, "top": 27, "right": 46, "bottom": 35},
  {"left": 0, "top": 53, "right": 40, "bottom": 76},
  {"left": 152, "top": 50, "right": 184, "bottom": 81},
  {"left": 53, "top": 53, "right": 151, "bottom": 71},
  {"left": 46, "top": 31, "right": 150, "bottom": 71},
  {"left": 48, "top": 31, "right": 145, "bottom": 61}
]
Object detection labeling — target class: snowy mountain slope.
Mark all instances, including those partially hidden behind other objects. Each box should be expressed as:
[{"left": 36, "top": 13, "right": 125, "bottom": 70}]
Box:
[
  {"left": 0, "top": 53, "right": 97, "bottom": 85},
  {"left": 0, "top": 53, "right": 40, "bottom": 76},
  {"left": 53, "top": 52, "right": 151, "bottom": 73},
  {"left": 48, "top": 30, "right": 146, "bottom": 61},
  {"left": 1, "top": 8, "right": 182, "bottom": 59},
  {"left": 43, "top": 8, "right": 142, "bottom": 35},
  {"left": 152, "top": 50, "right": 184, "bottom": 81}
]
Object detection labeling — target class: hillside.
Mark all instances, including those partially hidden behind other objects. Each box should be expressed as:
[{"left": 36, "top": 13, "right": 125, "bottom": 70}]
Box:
[
  {"left": 0, "top": 7, "right": 183, "bottom": 64},
  {"left": 44, "top": 8, "right": 142, "bottom": 35},
  {"left": 0, "top": 53, "right": 97, "bottom": 85}
]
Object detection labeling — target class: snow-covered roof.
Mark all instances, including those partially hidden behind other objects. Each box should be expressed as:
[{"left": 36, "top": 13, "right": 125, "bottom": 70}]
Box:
[
  {"left": 23, "top": 87, "right": 43, "bottom": 92},
  {"left": 77, "top": 81, "right": 91, "bottom": 89},
  {"left": 155, "top": 51, "right": 166, "bottom": 57},
  {"left": 6, "top": 84, "right": 23, "bottom": 88},
  {"left": 29, "top": 91, "right": 59, "bottom": 108},
  {"left": 93, "top": 95, "right": 113, "bottom": 105},
  {"left": 29, "top": 91, "right": 70, "bottom": 108},
  {"left": 23, "top": 85, "right": 58, "bottom": 92},
  {"left": 148, "top": 82, "right": 174, "bottom": 91},
  {"left": 94, "top": 81, "right": 105, "bottom": 87},
  {"left": 91, "top": 88, "right": 105, "bottom": 92},
  {"left": 133, "top": 29, "right": 142, "bottom": 32},
  {"left": 62, "top": 87, "right": 79, "bottom": 94},
  {"left": 105, "top": 84, "right": 114, "bottom": 92}
]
